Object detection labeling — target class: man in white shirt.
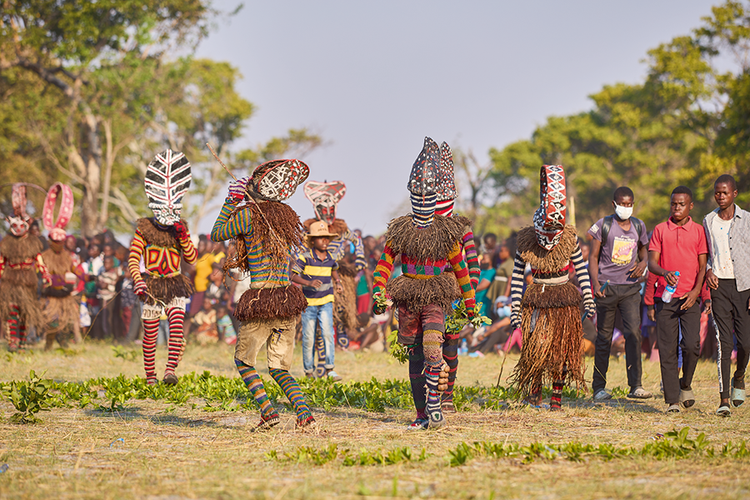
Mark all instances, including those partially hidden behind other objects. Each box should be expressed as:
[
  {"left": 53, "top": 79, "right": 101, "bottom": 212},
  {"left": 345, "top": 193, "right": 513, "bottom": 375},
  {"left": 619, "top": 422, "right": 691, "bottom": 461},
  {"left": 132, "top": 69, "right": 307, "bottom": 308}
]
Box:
[{"left": 704, "top": 174, "right": 750, "bottom": 417}]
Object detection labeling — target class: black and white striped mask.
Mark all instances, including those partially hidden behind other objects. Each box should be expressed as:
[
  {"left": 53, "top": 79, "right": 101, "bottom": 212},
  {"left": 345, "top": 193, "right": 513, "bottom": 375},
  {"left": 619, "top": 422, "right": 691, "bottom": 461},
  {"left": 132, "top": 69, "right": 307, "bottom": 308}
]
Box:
[
  {"left": 145, "top": 150, "right": 191, "bottom": 226},
  {"left": 410, "top": 192, "right": 437, "bottom": 228}
]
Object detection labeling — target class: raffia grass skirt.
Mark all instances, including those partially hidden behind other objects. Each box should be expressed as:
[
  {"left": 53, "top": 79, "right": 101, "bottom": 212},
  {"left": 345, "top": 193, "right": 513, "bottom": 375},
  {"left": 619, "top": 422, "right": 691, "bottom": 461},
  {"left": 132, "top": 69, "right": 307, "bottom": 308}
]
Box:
[
  {"left": 44, "top": 295, "right": 79, "bottom": 333},
  {"left": 333, "top": 273, "right": 358, "bottom": 330},
  {"left": 510, "top": 282, "right": 586, "bottom": 395}
]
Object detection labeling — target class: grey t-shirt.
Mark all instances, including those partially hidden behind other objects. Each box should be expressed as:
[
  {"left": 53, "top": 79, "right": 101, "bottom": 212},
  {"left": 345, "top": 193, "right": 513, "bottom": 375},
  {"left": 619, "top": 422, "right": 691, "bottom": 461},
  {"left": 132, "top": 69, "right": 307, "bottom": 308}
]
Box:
[{"left": 588, "top": 217, "right": 648, "bottom": 285}]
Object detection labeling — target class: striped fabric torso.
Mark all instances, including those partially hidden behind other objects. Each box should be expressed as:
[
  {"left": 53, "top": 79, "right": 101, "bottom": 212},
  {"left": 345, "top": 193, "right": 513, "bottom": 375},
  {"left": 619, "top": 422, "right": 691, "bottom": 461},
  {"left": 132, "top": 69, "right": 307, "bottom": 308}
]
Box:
[
  {"left": 128, "top": 227, "right": 197, "bottom": 281},
  {"left": 210, "top": 201, "right": 291, "bottom": 287},
  {"left": 327, "top": 228, "right": 366, "bottom": 268},
  {"left": 510, "top": 225, "right": 592, "bottom": 315}
]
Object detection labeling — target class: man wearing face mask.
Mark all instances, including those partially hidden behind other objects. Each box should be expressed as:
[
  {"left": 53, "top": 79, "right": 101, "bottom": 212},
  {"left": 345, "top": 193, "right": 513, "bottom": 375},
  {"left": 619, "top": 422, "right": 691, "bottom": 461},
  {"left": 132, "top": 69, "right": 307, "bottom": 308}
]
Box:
[
  {"left": 128, "top": 150, "right": 197, "bottom": 386},
  {"left": 588, "top": 186, "right": 651, "bottom": 401}
]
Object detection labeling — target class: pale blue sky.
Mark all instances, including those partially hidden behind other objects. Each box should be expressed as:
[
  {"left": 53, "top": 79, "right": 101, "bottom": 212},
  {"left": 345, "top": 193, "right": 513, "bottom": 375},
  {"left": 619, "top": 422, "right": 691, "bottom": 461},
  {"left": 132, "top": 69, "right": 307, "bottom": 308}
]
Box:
[{"left": 195, "top": 0, "right": 718, "bottom": 235}]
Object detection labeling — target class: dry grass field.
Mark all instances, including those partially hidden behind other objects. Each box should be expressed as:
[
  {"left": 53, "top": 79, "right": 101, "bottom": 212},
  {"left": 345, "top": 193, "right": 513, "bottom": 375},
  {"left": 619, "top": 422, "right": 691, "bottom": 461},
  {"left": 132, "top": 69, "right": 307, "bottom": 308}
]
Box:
[{"left": 0, "top": 341, "right": 748, "bottom": 499}]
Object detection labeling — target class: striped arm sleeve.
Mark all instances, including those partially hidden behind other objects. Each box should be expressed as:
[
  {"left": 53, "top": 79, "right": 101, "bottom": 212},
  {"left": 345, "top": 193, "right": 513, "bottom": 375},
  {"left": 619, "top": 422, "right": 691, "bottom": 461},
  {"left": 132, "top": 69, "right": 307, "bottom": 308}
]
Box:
[
  {"left": 571, "top": 244, "right": 595, "bottom": 316},
  {"left": 510, "top": 252, "right": 527, "bottom": 328},
  {"left": 211, "top": 200, "right": 251, "bottom": 242},
  {"left": 571, "top": 244, "right": 592, "bottom": 299},
  {"left": 448, "top": 241, "right": 476, "bottom": 313},
  {"left": 349, "top": 231, "right": 366, "bottom": 270},
  {"left": 178, "top": 229, "right": 198, "bottom": 264},
  {"left": 372, "top": 243, "right": 396, "bottom": 296},
  {"left": 462, "top": 229, "right": 480, "bottom": 290},
  {"left": 128, "top": 231, "right": 146, "bottom": 284}
]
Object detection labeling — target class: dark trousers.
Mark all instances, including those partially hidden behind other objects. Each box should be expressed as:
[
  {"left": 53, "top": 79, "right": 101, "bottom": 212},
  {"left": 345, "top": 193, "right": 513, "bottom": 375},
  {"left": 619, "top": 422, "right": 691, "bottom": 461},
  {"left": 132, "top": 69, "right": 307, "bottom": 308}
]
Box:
[
  {"left": 711, "top": 279, "right": 750, "bottom": 399},
  {"left": 592, "top": 283, "right": 643, "bottom": 393},
  {"left": 656, "top": 298, "right": 701, "bottom": 405}
]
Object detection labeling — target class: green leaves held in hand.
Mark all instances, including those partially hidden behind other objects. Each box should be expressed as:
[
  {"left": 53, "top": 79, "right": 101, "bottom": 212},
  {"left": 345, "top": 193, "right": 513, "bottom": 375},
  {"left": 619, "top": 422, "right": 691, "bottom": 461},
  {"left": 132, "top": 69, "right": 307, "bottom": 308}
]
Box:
[{"left": 387, "top": 330, "right": 409, "bottom": 364}]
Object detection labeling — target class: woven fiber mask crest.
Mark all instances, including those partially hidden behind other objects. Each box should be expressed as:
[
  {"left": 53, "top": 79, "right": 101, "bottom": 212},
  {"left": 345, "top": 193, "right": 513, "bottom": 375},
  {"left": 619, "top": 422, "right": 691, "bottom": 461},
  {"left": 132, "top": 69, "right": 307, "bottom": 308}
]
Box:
[
  {"left": 435, "top": 141, "right": 456, "bottom": 217},
  {"left": 7, "top": 183, "right": 30, "bottom": 236},
  {"left": 145, "top": 150, "right": 192, "bottom": 226},
  {"left": 250, "top": 159, "right": 310, "bottom": 202},
  {"left": 408, "top": 137, "right": 440, "bottom": 227},
  {"left": 43, "top": 182, "right": 74, "bottom": 242},
  {"left": 532, "top": 165, "right": 567, "bottom": 250},
  {"left": 304, "top": 180, "right": 346, "bottom": 225}
]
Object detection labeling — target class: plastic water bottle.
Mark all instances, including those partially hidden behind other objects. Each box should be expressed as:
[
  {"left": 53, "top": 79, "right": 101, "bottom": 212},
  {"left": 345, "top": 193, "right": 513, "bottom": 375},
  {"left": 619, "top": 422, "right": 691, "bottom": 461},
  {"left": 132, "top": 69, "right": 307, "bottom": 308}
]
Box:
[
  {"left": 661, "top": 271, "right": 680, "bottom": 303},
  {"left": 459, "top": 339, "right": 468, "bottom": 356}
]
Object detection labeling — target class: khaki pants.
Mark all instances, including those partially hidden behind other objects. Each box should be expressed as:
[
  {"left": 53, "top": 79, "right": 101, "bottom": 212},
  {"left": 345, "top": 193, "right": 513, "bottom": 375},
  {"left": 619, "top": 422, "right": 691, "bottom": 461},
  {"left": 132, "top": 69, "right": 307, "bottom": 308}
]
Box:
[{"left": 235, "top": 316, "right": 297, "bottom": 370}]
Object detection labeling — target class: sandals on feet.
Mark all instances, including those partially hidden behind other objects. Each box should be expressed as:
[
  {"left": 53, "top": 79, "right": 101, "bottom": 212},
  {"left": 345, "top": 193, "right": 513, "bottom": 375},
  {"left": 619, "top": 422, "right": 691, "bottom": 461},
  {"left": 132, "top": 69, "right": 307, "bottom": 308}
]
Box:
[
  {"left": 406, "top": 417, "right": 429, "bottom": 431},
  {"left": 731, "top": 378, "right": 746, "bottom": 407},
  {"left": 251, "top": 415, "right": 280, "bottom": 433},
  {"left": 679, "top": 388, "right": 695, "bottom": 408},
  {"left": 666, "top": 404, "right": 681, "bottom": 413},
  {"left": 716, "top": 404, "right": 731, "bottom": 417},
  {"left": 627, "top": 387, "right": 653, "bottom": 399}
]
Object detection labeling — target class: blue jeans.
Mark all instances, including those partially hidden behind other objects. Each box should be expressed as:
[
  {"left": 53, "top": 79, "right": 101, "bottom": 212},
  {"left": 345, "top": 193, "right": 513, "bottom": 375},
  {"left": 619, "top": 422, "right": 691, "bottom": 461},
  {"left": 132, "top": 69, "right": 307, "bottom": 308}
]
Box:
[{"left": 301, "top": 301, "right": 335, "bottom": 374}]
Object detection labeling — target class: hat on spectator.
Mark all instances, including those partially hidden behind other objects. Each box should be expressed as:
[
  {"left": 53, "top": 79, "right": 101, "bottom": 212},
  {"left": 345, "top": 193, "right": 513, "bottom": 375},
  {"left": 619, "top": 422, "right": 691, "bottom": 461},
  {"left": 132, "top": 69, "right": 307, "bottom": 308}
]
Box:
[{"left": 303, "top": 219, "right": 338, "bottom": 247}]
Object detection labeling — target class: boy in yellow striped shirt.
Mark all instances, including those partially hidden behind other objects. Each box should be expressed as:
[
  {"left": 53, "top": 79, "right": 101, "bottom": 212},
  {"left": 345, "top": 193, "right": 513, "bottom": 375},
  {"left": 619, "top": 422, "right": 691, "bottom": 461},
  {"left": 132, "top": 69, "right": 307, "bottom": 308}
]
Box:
[{"left": 292, "top": 220, "right": 344, "bottom": 380}]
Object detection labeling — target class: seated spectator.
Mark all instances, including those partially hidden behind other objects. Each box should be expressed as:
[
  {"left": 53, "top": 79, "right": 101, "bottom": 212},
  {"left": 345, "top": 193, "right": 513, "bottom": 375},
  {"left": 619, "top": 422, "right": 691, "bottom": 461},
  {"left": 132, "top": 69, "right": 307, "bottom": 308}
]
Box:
[
  {"left": 191, "top": 297, "right": 218, "bottom": 345},
  {"left": 216, "top": 304, "right": 237, "bottom": 345}
]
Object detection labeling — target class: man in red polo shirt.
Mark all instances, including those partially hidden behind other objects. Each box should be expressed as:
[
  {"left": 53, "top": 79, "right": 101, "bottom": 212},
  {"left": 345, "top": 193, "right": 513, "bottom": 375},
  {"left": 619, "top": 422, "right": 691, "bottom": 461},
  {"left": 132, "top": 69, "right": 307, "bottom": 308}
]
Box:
[{"left": 647, "top": 186, "right": 708, "bottom": 413}]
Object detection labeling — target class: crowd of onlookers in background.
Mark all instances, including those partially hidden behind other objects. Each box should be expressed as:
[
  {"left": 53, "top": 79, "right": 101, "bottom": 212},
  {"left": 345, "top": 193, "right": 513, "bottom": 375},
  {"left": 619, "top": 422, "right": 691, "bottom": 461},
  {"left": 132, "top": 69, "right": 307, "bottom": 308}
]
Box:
[{"left": 0, "top": 209, "right": 727, "bottom": 368}]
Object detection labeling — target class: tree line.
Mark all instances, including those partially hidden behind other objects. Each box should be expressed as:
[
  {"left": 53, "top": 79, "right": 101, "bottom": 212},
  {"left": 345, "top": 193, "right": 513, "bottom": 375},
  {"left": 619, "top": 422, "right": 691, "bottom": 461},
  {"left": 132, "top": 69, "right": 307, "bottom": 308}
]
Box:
[
  {"left": 0, "top": 0, "right": 321, "bottom": 236},
  {"left": 464, "top": 0, "right": 750, "bottom": 236}
]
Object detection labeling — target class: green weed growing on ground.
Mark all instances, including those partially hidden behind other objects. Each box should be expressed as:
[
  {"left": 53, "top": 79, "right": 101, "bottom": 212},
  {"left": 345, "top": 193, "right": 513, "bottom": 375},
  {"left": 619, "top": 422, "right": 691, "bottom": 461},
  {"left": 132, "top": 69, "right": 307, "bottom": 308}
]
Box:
[
  {"left": 447, "top": 427, "right": 750, "bottom": 466},
  {"left": 1, "top": 370, "right": 53, "bottom": 423}
]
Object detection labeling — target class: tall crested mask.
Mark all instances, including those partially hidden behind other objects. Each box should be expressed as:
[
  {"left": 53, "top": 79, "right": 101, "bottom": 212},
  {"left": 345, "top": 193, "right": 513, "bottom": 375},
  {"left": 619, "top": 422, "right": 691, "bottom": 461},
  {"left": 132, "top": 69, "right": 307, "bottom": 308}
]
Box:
[
  {"left": 6, "top": 183, "right": 30, "bottom": 237},
  {"left": 145, "top": 149, "right": 192, "bottom": 226},
  {"left": 304, "top": 180, "right": 346, "bottom": 225},
  {"left": 434, "top": 141, "right": 457, "bottom": 216},
  {"left": 43, "top": 182, "right": 74, "bottom": 242},
  {"left": 436, "top": 142, "right": 456, "bottom": 202},
  {"left": 407, "top": 137, "right": 440, "bottom": 196}
]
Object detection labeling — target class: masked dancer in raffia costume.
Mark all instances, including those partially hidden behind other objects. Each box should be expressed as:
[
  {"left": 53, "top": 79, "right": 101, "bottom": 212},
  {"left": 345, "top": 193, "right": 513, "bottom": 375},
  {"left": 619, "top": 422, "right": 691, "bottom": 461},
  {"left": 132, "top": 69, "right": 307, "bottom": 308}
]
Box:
[
  {"left": 211, "top": 159, "right": 316, "bottom": 431},
  {"left": 0, "top": 184, "right": 50, "bottom": 352},
  {"left": 303, "top": 181, "right": 365, "bottom": 357},
  {"left": 40, "top": 183, "right": 85, "bottom": 350},
  {"left": 128, "top": 150, "right": 198, "bottom": 386},
  {"left": 404, "top": 141, "right": 481, "bottom": 413},
  {"left": 509, "top": 165, "right": 595, "bottom": 410},
  {"left": 372, "top": 137, "right": 476, "bottom": 430}
]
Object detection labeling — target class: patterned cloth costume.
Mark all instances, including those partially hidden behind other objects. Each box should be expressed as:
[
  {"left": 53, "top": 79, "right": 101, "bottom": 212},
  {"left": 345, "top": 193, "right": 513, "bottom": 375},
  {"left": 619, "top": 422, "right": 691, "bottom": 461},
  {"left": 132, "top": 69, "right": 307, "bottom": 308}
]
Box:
[
  {"left": 211, "top": 158, "right": 316, "bottom": 430},
  {"left": 0, "top": 184, "right": 50, "bottom": 351},
  {"left": 128, "top": 150, "right": 197, "bottom": 385},
  {"left": 303, "top": 180, "right": 365, "bottom": 357},
  {"left": 407, "top": 141, "right": 480, "bottom": 412},
  {"left": 372, "top": 137, "right": 476, "bottom": 429},
  {"left": 509, "top": 165, "right": 595, "bottom": 410},
  {"left": 40, "top": 183, "right": 83, "bottom": 349}
]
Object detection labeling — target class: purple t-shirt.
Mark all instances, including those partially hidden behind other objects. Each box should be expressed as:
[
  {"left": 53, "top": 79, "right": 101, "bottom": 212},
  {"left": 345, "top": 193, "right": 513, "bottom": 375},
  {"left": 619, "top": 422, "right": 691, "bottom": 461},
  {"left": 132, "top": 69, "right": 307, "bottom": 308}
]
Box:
[{"left": 588, "top": 216, "right": 649, "bottom": 285}]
